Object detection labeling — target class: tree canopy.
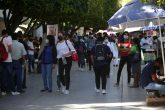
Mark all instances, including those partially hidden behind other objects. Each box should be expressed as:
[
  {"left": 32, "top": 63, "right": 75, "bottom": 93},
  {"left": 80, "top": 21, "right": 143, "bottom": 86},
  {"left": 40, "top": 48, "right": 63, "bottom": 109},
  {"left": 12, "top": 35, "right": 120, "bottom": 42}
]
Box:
[
  {"left": 0, "top": 0, "right": 120, "bottom": 34},
  {"left": 141, "top": 0, "right": 165, "bottom": 8}
]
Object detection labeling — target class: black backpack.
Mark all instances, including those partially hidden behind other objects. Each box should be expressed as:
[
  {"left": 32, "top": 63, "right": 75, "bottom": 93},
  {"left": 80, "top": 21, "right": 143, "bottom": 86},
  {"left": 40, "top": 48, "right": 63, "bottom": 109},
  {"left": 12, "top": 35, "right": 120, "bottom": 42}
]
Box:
[{"left": 95, "top": 44, "right": 106, "bottom": 61}]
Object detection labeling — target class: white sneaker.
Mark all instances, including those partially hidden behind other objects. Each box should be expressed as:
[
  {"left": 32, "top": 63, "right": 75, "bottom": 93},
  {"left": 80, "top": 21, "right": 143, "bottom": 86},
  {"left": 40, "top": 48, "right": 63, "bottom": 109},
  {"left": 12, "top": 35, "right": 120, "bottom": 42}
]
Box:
[
  {"left": 95, "top": 88, "right": 100, "bottom": 93},
  {"left": 64, "top": 90, "right": 69, "bottom": 95},
  {"left": 102, "top": 90, "right": 107, "bottom": 94},
  {"left": 11, "top": 92, "right": 20, "bottom": 95},
  {"left": 61, "top": 86, "right": 66, "bottom": 93},
  {"left": 81, "top": 68, "right": 84, "bottom": 71},
  {"left": 56, "top": 88, "right": 60, "bottom": 92},
  {"left": 1, "top": 92, "right": 6, "bottom": 96}
]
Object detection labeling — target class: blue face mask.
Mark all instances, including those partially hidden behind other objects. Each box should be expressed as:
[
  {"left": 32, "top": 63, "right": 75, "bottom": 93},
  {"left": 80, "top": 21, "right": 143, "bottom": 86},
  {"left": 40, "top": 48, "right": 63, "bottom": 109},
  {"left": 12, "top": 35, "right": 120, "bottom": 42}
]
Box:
[{"left": 124, "top": 35, "right": 128, "bottom": 39}]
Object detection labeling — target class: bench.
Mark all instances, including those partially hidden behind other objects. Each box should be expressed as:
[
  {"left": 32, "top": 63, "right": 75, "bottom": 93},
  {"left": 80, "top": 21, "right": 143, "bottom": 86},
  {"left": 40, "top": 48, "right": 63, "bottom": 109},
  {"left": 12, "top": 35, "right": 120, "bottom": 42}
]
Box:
[{"left": 145, "top": 89, "right": 165, "bottom": 106}]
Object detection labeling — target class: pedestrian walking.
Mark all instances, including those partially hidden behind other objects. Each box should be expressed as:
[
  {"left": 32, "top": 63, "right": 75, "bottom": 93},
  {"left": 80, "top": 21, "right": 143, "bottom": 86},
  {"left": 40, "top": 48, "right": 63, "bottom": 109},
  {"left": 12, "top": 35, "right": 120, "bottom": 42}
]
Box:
[
  {"left": 56, "top": 32, "right": 76, "bottom": 94},
  {"left": 91, "top": 33, "right": 112, "bottom": 94}
]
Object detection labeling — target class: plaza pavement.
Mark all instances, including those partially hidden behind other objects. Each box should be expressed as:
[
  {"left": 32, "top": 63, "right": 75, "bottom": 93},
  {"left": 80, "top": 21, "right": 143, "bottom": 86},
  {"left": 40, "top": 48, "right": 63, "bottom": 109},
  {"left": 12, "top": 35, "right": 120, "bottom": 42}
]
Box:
[{"left": 0, "top": 62, "right": 165, "bottom": 110}]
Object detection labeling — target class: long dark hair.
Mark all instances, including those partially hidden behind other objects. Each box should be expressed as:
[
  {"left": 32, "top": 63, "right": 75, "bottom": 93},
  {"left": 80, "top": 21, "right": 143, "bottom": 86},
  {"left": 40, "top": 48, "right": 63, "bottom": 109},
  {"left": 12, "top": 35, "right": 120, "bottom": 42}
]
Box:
[
  {"left": 47, "top": 35, "right": 55, "bottom": 46},
  {"left": 133, "top": 37, "right": 141, "bottom": 52}
]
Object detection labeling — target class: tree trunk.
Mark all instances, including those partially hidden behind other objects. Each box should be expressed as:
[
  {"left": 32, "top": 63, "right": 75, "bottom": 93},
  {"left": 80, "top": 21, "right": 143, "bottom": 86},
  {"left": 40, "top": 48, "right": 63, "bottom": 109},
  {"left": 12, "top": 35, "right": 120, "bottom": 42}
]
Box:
[{"left": 3, "top": 9, "right": 23, "bottom": 34}]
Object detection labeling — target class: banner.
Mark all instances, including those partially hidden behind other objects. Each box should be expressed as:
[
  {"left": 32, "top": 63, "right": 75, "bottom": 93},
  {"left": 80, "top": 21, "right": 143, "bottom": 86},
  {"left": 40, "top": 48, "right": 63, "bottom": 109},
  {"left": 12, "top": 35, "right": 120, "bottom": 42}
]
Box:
[{"left": 47, "top": 24, "right": 58, "bottom": 43}]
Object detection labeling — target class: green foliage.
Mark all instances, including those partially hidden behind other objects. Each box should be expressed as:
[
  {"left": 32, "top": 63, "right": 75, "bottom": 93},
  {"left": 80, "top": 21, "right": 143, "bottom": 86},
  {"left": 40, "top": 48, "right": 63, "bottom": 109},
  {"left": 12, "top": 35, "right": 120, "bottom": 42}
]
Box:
[
  {"left": 141, "top": 0, "right": 165, "bottom": 8},
  {"left": 0, "top": 0, "right": 121, "bottom": 33}
]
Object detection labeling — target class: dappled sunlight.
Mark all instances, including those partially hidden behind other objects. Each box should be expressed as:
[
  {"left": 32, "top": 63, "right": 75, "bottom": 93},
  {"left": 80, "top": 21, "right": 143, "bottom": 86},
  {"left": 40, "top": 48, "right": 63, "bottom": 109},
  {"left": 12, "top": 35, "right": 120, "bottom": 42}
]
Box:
[{"left": 25, "top": 101, "right": 163, "bottom": 110}]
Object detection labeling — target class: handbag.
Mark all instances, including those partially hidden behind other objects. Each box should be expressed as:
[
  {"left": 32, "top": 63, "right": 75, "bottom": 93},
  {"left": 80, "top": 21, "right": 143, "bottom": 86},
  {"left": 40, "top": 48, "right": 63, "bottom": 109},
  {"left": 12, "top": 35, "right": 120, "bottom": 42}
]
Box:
[
  {"left": 71, "top": 52, "right": 79, "bottom": 61},
  {"left": 65, "top": 40, "right": 79, "bottom": 61}
]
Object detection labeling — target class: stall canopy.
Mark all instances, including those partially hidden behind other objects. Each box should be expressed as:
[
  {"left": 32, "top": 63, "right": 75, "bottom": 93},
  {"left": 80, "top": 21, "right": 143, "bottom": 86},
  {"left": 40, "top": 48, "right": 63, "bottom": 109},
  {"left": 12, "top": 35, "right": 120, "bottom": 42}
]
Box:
[
  {"left": 108, "top": 0, "right": 165, "bottom": 75},
  {"left": 107, "top": 0, "right": 165, "bottom": 29},
  {"left": 141, "top": 24, "right": 165, "bottom": 31}
]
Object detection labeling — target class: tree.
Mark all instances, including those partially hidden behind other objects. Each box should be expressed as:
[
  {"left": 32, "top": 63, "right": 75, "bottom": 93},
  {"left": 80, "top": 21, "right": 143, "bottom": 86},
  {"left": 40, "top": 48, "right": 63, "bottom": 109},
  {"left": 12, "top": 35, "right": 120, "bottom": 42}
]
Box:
[
  {"left": 82, "top": 0, "right": 120, "bottom": 32},
  {"left": 141, "top": 0, "right": 165, "bottom": 8},
  {"left": 0, "top": 0, "right": 55, "bottom": 34},
  {"left": 0, "top": 0, "right": 121, "bottom": 35}
]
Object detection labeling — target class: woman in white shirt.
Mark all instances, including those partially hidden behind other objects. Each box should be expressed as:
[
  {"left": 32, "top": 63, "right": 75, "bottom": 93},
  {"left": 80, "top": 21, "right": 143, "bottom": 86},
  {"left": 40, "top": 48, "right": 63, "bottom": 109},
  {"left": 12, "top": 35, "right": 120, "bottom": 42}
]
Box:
[{"left": 56, "top": 33, "right": 75, "bottom": 94}]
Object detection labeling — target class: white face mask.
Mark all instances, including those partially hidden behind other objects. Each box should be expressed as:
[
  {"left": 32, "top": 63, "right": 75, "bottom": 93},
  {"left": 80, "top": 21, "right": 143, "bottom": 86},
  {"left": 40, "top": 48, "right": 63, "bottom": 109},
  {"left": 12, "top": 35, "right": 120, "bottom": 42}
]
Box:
[
  {"left": 104, "top": 39, "right": 109, "bottom": 43},
  {"left": 45, "top": 39, "right": 49, "bottom": 44},
  {"left": 124, "top": 35, "right": 128, "bottom": 39}
]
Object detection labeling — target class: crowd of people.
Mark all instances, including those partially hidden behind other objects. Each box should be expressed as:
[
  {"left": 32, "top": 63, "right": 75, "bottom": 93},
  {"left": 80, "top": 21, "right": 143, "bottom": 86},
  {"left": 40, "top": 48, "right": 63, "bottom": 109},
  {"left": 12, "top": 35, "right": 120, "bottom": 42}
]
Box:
[
  {"left": 0, "top": 30, "right": 41, "bottom": 95},
  {"left": 0, "top": 29, "right": 165, "bottom": 96}
]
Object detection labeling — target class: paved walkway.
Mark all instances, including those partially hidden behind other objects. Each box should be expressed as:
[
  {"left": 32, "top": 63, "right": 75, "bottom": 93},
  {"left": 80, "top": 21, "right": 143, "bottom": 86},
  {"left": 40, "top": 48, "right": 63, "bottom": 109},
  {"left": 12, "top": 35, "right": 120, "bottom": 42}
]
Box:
[{"left": 0, "top": 62, "right": 165, "bottom": 110}]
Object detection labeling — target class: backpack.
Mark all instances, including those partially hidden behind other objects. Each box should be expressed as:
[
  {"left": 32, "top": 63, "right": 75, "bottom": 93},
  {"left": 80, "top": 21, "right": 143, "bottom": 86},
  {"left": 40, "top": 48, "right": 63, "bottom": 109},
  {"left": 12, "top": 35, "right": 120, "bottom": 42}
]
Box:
[
  {"left": 78, "top": 42, "right": 85, "bottom": 53},
  {"left": 0, "top": 37, "right": 8, "bottom": 62},
  {"left": 95, "top": 44, "right": 106, "bottom": 61}
]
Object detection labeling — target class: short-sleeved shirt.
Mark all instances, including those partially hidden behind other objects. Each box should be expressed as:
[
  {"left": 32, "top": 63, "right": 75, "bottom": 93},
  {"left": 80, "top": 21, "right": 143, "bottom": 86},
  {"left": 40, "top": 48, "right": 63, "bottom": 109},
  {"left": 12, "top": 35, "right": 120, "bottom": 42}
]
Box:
[
  {"left": 11, "top": 40, "right": 27, "bottom": 60},
  {"left": 140, "top": 62, "right": 155, "bottom": 88},
  {"left": 91, "top": 43, "right": 111, "bottom": 67},
  {"left": 27, "top": 41, "right": 34, "bottom": 55},
  {"left": 1, "top": 36, "right": 12, "bottom": 62},
  {"left": 56, "top": 40, "right": 75, "bottom": 58},
  {"left": 130, "top": 45, "right": 139, "bottom": 53}
]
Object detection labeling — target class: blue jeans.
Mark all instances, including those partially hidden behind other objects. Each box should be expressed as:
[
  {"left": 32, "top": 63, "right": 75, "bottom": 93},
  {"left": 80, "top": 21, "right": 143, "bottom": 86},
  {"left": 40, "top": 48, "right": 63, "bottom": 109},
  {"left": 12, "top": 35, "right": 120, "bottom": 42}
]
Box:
[
  {"left": 13, "top": 60, "right": 23, "bottom": 91},
  {"left": 1, "top": 62, "right": 15, "bottom": 92},
  {"left": 41, "top": 64, "right": 53, "bottom": 91},
  {"left": 145, "top": 82, "right": 165, "bottom": 94},
  {"left": 28, "top": 55, "right": 34, "bottom": 73}
]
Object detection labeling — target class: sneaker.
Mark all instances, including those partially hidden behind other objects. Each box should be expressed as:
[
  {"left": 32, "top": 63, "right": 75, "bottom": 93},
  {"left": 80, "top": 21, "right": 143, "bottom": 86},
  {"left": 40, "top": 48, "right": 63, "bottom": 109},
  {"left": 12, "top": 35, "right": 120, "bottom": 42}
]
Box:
[
  {"left": 95, "top": 88, "right": 100, "bottom": 93},
  {"left": 64, "top": 90, "right": 69, "bottom": 95},
  {"left": 40, "top": 88, "right": 48, "bottom": 92},
  {"left": 56, "top": 88, "right": 60, "bottom": 92},
  {"left": 102, "top": 90, "right": 107, "bottom": 94},
  {"left": 114, "top": 83, "right": 119, "bottom": 87},
  {"left": 61, "top": 86, "right": 66, "bottom": 93},
  {"left": 1, "top": 92, "right": 7, "bottom": 96},
  {"left": 11, "top": 92, "right": 20, "bottom": 95},
  {"left": 81, "top": 68, "right": 84, "bottom": 71},
  {"left": 48, "top": 90, "right": 52, "bottom": 93}
]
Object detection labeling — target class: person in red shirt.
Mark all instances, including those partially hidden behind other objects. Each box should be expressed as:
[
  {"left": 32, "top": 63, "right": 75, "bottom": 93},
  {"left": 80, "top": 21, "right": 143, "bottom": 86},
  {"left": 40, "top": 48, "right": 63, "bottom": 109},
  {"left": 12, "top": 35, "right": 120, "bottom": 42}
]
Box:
[{"left": 114, "top": 32, "right": 132, "bottom": 87}]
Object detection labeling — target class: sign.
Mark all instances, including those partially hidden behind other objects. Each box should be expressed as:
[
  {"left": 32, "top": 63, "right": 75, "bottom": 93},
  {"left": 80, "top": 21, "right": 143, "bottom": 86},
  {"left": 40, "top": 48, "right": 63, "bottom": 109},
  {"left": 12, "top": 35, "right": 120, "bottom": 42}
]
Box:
[
  {"left": 47, "top": 24, "right": 58, "bottom": 36},
  {"left": 47, "top": 24, "right": 58, "bottom": 44}
]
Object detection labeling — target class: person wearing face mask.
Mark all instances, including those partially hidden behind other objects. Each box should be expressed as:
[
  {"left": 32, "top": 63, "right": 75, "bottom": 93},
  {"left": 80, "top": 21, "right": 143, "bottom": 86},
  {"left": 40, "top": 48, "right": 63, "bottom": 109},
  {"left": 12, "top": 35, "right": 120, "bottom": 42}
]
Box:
[
  {"left": 27, "top": 36, "right": 35, "bottom": 73},
  {"left": 114, "top": 32, "right": 132, "bottom": 87},
  {"left": 140, "top": 33, "right": 154, "bottom": 64},
  {"left": 140, "top": 33, "right": 151, "bottom": 51},
  {"left": 56, "top": 33, "right": 76, "bottom": 95},
  {"left": 40, "top": 35, "right": 57, "bottom": 93},
  {"left": 103, "top": 36, "right": 113, "bottom": 78},
  {"left": 140, "top": 57, "right": 165, "bottom": 94}
]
